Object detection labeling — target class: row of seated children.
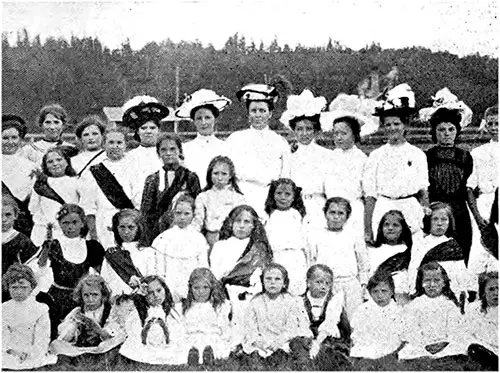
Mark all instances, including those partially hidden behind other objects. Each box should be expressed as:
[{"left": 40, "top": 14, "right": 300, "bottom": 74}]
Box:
[
  {"left": 1, "top": 185, "right": 490, "bottom": 336},
  {"left": 3, "top": 259, "right": 497, "bottom": 370}
]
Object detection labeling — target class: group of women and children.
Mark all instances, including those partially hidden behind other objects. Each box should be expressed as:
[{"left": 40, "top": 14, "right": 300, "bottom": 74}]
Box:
[{"left": 2, "top": 81, "right": 498, "bottom": 370}]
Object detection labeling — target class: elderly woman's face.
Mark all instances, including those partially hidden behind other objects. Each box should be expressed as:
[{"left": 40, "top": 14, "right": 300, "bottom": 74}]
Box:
[
  {"left": 81, "top": 124, "right": 103, "bottom": 151},
  {"left": 2, "top": 127, "right": 22, "bottom": 155},
  {"left": 193, "top": 108, "right": 216, "bottom": 136},
  {"left": 435, "top": 122, "right": 457, "bottom": 147},
  {"left": 137, "top": 121, "right": 159, "bottom": 146},
  {"left": 248, "top": 101, "right": 272, "bottom": 130},
  {"left": 42, "top": 113, "right": 64, "bottom": 141},
  {"left": 294, "top": 119, "right": 316, "bottom": 145}
]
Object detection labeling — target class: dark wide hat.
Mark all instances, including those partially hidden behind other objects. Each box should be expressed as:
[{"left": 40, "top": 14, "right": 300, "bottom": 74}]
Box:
[{"left": 121, "top": 95, "right": 170, "bottom": 130}]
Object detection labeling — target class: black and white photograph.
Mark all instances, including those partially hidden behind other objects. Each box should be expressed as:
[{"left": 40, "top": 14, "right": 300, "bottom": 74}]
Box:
[{"left": 1, "top": 0, "right": 498, "bottom": 370}]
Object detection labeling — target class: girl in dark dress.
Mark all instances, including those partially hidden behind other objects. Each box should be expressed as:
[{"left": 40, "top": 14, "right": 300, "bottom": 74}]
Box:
[
  {"left": 38, "top": 204, "right": 105, "bottom": 338},
  {"left": 2, "top": 194, "right": 38, "bottom": 302},
  {"left": 426, "top": 107, "right": 474, "bottom": 264}
]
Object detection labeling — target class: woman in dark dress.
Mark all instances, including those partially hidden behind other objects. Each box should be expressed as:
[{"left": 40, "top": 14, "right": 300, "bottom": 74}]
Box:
[{"left": 426, "top": 107, "right": 473, "bottom": 264}]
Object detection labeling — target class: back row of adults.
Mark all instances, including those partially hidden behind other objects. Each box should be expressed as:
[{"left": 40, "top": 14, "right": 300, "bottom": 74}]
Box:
[{"left": 2, "top": 82, "right": 498, "bottom": 280}]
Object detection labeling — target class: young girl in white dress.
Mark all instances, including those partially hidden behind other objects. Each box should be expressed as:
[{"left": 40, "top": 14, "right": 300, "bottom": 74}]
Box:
[
  {"left": 408, "top": 202, "right": 470, "bottom": 304},
  {"left": 264, "top": 178, "right": 308, "bottom": 295},
  {"left": 2, "top": 263, "right": 57, "bottom": 370},
  {"left": 28, "top": 147, "right": 82, "bottom": 246},
  {"left": 101, "top": 209, "right": 157, "bottom": 295},
  {"left": 192, "top": 155, "right": 246, "bottom": 249},
  {"left": 119, "top": 275, "right": 186, "bottom": 365},
  {"left": 177, "top": 268, "right": 233, "bottom": 366},
  {"left": 242, "top": 263, "right": 311, "bottom": 361},
  {"left": 370, "top": 210, "right": 413, "bottom": 302},
  {"left": 399, "top": 261, "right": 467, "bottom": 360},
  {"left": 151, "top": 193, "right": 209, "bottom": 302},
  {"left": 465, "top": 271, "right": 498, "bottom": 370},
  {"left": 51, "top": 274, "right": 125, "bottom": 358},
  {"left": 351, "top": 272, "right": 403, "bottom": 363},
  {"left": 308, "top": 197, "right": 369, "bottom": 320},
  {"left": 210, "top": 205, "right": 273, "bottom": 345}
]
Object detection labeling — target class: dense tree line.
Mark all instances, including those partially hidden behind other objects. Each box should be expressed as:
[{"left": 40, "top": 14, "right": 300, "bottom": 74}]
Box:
[{"left": 2, "top": 30, "right": 498, "bottom": 133}]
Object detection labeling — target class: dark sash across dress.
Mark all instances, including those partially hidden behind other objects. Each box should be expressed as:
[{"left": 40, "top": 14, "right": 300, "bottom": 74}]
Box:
[
  {"left": 33, "top": 174, "right": 66, "bottom": 205},
  {"left": 90, "top": 163, "right": 134, "bottom": 210},
  {"left": 420, "top": 238, "right": 465, "bottom": 265},
  {"left": 140, "top": 166, "right": 201, "bottom": 245},
  {"left": 374, "top": 248, "right": 411, "bottom": 277},
  {"left": 104, "top": 246, "right": 142, "bottom": 285}
]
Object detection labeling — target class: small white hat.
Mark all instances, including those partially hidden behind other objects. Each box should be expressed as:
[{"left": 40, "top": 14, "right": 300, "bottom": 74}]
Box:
[
  {"left": 373, "top": 83, "right": 416, "bottom": 117},
  {"left": 175, "top": 89, "right": 232, "bottom": 119},
  {"left": 418, "top": 87, "right": 473, "bottom": 128},
  {"left": 121, "top": 95, "right": 169, "bottom": 129},
  {"left": 279, "top": 89, "right": 326, "bottom": 128},
  {"left": 236, "top": 83, "right": 279, "bottom": 103},
  {"left": 320, "top": 93, "right": 380, "bottom": 136}
]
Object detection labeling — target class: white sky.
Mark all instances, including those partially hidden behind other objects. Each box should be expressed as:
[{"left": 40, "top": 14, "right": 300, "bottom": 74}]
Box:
[{"left": 2, "top": 0, "right": 498, "bottom": 57}]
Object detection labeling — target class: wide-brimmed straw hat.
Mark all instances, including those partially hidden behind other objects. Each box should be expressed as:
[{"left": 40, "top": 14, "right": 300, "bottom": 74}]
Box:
[
  {"left": 279, "top": 89, "right": 326, "bottom": 128},
  {"left": 320, "top": 94, "right": 380, "bottom": 136},
  {"left": 121, "top": 95, "right": 170, "bottom": 129},
  {"left": 175, "top": 89, "right": 231, "bottom": 119}
]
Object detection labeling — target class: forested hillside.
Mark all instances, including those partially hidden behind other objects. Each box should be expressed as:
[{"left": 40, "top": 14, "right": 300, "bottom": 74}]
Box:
[{"left": 2, "top": 31, "right": 498, "bottom": 132}]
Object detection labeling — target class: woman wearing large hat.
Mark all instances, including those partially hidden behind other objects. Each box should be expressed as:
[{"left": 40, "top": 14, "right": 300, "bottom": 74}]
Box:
[
  {"left": 320, "top": 93, "right": 379, "bottom": 238},
  {"left": 175, "top": 89, "right": 231, "bottom": 188},
  {"left": 225, "top": 83, "right": 291, "bottom": 217},
  {"left": 363, "top": 84, "right": 430, "bottom": 242},
  {"left": 279, "top": 88, "right": 330, "bottom": 231},
  {"left": 121, "top": 95, "right": 170, "bottom": 199}
]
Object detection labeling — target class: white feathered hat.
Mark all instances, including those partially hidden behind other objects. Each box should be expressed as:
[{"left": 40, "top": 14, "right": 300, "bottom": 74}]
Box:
[
  {"left": 279, "top": 89, "right": 326, "bottom": 128},
  {"left": 418, "top": 87, "right": 473, "bottom": 128},
  {"left": 175, "top": 89, "right": 231, "bottom": 119}
]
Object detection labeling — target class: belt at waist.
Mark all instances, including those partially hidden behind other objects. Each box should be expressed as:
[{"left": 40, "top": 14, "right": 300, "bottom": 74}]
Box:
[{"left": 380, "top": 194, "right": 417, "bottom": 200}]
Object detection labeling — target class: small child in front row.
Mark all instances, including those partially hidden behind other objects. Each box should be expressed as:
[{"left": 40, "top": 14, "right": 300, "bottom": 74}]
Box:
[
  {"left": 264, "top": 178, "right": 308, "bottom": 295},
  {"left": 178, "top": 268, "right": 233, "bottom": 366},
  {"left": 294, "top": 264, "right": 352, "bottom": 370},
  {"left": 369, "top": 210, "right": 413, "bottom": 303},
  {"left": 307, "top": 197, "right": 369, "bottom": 320},
  {"left": 192, "top": 156, "right": 246, "bottom": 249},
  {"left": 465, "top": 271, "right": 498, "bottom": 370},
  {"left": 241, "top": 263, "right": 312, "bottom": 364},
  {"left": 351, "top": 271, "right": 404, "bottom": 365},
  {"left": 152, "top": 193, "right": 209, "bottom": 302},
  {"left": 119, "top": 275, "right": 186, "bottom": 365},
  {"left": 399, "top": 261, "right": 468, "bottom": 360},
  {"left": 54, "top": 274, "right": 114, "bottom": 349},
  {"left": 2, "top": 263, "right": 57, "bottom": 370}
]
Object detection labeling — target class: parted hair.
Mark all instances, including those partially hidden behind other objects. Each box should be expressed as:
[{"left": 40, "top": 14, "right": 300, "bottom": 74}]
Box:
[
  {"left": 478, "top": 271, "right": 498, "bottom": 313},
  {"left": 2, "top": 263, "right": 37, "bottom": 292},
  {"left": 190, "top": 104, "right": 220, "bottom": 120},
  {"left": 374, "top": 209, "right": 413, "bottom": 249},
  {"left": 75, "top": 115, "right": 106, "bottom": 139},
  {"left": 38, "top": 104, "right": 68, "bottom": 126},
  {"left": 112, "top": 209, "right": 144, "bottom": 246},
  {"left": 182, "top": 268, "right": 228, "bottom": 314},
  {"left": 141, "top": 275, "right": 174, "bottom": 319},
  {"left": 41, "top": 147, "right": 77, "bottom": 177},
  {"left": 289, "top": 114, "right": 321, "bottom": 132},
  {"left": 413, "top": 261, "right": 460, "bottom": 308},
  {"left": 264, "top": 178, "right": 306, "bottom": 218},
  {"left": 219, "top": 205, "right": 270, "bottom": 250},
  {"left": 133, "top": 118, "right": 161, "bottom": 143},
  {"left": 333, "top": 116, "right": 361, "bottom": 143},
  {"left": 203, "top": 155, "right": 242, "bottom": 194},
  {"left": 156, "top": 132, "right": 184, "bottom": 161},
  {"left": 323, "top": 197, "right": 352, "bottom": 219},
  {"left": 367, "top": 270, "right": 396, "bottom": 300},
  {"left": 72, "top": 273, "right": 112, "bottom": 305},
  {"left": 259, "top": 262, "right": 290, "bottom": 294}
]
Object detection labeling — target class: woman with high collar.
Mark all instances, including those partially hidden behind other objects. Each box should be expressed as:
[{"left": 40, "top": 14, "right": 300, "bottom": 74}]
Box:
[
  {"left": 278, "top": 89, "right": 330, "bottom": 232},
  {"left": 225, "top": 83, "right": 291, "bottom": 218},
  {"left": 320, "top": 93, "right": 380, "bottom": 238},
  {"left": 2, "top": 114, "right": 37, "bottom": 236},
  {"left": 363, "top": 84, "right": 430, "bottom": 243},
  {"left": 121, "top": 95, "right": 169, "bottom": 201},
  {"left": 175, "top": 89, "right": 231, "bottom": 189},
  {"left": 19, "top": 104, "right": 78, "bottom": 165}
]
